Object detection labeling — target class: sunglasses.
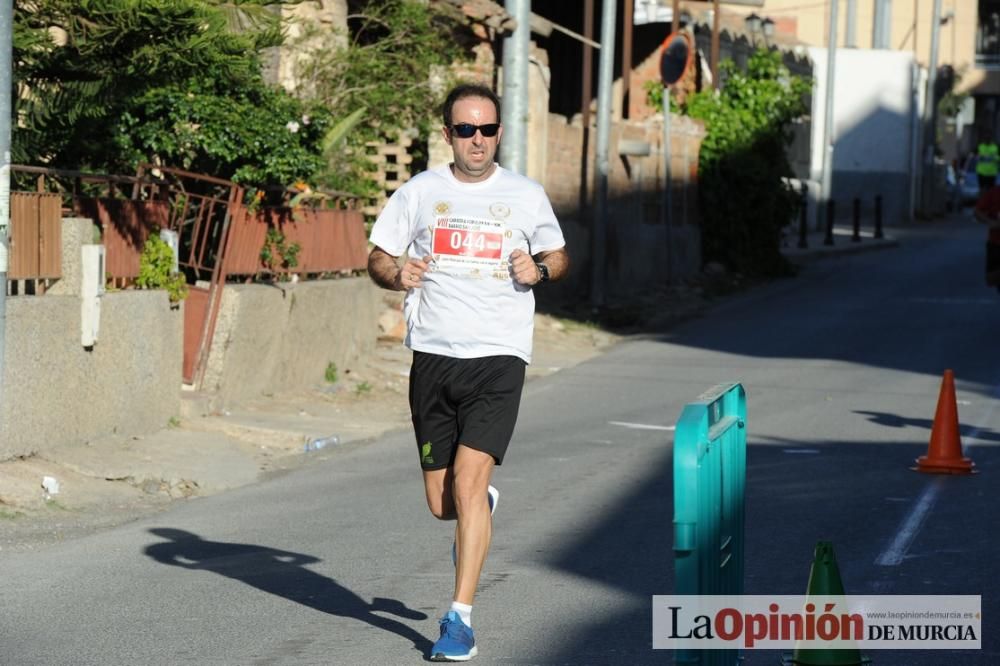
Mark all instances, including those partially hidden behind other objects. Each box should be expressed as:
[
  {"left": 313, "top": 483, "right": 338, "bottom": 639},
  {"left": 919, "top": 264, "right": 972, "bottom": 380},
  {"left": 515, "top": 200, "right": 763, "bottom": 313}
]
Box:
[{"left": 449, "top": 123, "right": 500, "bottom": 138}]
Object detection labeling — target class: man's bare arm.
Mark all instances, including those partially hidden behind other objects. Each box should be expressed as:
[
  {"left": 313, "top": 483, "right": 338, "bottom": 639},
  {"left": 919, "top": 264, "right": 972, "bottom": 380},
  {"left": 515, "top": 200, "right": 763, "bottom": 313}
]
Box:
[
  {"left": 510, "top": 247, "right": 570, "bottom": 285},
  {"left": 536, "top": 248, "right": 569, "bottom": 283},
  {"left": 368, "top": 247, "right": 433, "bottom": 291},
  {"left": 368, "top": 247, "right": 404, "bottom": 291}
]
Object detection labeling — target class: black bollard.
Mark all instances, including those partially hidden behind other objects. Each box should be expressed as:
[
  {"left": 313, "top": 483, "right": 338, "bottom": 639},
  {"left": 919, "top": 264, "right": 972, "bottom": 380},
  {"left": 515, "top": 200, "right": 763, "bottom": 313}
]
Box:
[
  {"left": 798, "top": 184, "right": 808, "bottom": 249},
  {"left": 824, "top": 199, "right": 835, "bottom": 246},
  {"left": 874, "top": 195, "right": 884, "bottom": 239},
  {"left": 852, "top": 197, "right": 861, "bottom": 242}
]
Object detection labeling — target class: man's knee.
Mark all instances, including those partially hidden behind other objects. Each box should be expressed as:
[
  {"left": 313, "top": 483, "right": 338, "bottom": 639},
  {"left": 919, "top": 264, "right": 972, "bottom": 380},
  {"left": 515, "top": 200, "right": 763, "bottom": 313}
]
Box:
[
  {"left": 426, "top": 495, "right": 456, "bottom": 520},
  {"left": 452, "top": 473, "right": 486, "bottom": 507},
  {"left": 451, "top": 455, "right": 493, "bottom": 511},
  {"left": 423, "top": 468, "right": 456, "bottom": 520}
]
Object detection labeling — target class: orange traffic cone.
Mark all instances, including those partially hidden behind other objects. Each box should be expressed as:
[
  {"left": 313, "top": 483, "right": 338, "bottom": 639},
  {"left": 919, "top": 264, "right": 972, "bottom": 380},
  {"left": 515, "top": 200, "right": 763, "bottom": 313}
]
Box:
[{"left": 913, "top": 370, "right": 975, "bottom": 475}]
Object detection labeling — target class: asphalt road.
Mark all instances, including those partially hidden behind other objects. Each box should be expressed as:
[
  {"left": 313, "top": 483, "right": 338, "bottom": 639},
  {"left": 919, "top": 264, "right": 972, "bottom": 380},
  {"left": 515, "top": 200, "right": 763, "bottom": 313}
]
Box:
[{"left": 2, "top": 217, "right": 997, "bottom": 665}]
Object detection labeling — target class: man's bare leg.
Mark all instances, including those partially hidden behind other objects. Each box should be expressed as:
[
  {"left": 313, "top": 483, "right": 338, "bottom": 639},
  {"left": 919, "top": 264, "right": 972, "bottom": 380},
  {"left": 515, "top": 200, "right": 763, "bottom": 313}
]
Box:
[
  {"left": 423, "top": 466, "right": 456, "bottom": 521},
  {"left": 421, "top": 447, "right": 495, "bottom": 609},
  {"left": 450, "top": 446, "right": 495, "bottom": 605}
]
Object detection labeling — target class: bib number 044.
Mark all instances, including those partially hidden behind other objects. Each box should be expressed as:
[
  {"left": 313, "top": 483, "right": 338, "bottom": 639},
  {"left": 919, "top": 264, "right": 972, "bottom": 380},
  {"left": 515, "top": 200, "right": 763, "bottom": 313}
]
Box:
[{"left": 432, "top": 227, "right": 503, "bottom": 259}]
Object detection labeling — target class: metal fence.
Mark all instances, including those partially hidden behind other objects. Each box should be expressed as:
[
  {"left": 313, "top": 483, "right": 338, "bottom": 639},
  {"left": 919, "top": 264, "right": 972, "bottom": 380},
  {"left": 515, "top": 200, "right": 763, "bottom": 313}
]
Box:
[
  {"left": 8, "top": 163, "right": 368, "bottom": 386},
  {"left": 9, "top": 192, "right": 62, "bottom": 281}
]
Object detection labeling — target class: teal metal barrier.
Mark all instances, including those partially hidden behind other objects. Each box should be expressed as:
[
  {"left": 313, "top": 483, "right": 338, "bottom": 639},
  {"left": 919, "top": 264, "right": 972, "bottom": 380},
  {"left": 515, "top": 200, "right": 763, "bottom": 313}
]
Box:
[{"left": 673, "top": 382, "right": 747, "bottom": 666}]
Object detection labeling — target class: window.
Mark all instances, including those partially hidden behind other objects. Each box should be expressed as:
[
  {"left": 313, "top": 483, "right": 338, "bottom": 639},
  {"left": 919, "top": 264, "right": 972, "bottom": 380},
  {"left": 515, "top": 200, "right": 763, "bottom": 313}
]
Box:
[{"left": 977, "top": 1, "right": 1000, "bottom": 66}]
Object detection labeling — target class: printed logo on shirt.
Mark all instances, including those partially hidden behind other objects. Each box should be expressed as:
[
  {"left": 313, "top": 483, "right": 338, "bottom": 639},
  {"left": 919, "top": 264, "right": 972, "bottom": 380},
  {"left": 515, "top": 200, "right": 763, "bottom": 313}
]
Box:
[
  {"left": 489, "top": 202, "right": 511, "bottom": 219},
  {"left": 434, "top": 201, "right": 452, "bottom": 215}
]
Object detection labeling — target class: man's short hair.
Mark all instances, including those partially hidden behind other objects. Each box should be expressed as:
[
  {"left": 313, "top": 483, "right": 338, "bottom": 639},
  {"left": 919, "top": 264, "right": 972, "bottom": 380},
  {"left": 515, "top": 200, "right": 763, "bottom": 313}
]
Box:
[{"left": 442, "top": 83, "right": 502, "bottom": 127}]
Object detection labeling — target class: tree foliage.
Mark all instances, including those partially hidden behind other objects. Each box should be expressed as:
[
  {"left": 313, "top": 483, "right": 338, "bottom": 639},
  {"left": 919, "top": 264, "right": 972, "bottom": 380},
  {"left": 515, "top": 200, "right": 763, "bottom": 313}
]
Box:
[
  {"left": 115, "top": 79, "right": 330, "bottom": 186},
  {"left": 13, "top": 0, "right": 322, "bottom": 187},
  {"left": 292, "top": 0, "right": 470, "bottom": 195},
  {"left": 652, "top": 50, "right": 811, "bottom": 277},
  {"left": 13, "top": 0, "right": 473, "bottom": 196}
]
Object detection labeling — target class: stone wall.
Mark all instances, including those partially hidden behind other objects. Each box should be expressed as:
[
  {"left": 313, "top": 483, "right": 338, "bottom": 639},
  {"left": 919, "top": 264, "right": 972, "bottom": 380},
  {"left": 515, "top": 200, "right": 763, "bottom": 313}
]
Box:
[
  {"left": 0, "top": 290, "right": 183, "bottom": 460},
  {"left": 264, "top": 0, "right": 348, "bottom": 94},
  {"left": 199, "top": 278, "right": 381, "bottom": 408}
]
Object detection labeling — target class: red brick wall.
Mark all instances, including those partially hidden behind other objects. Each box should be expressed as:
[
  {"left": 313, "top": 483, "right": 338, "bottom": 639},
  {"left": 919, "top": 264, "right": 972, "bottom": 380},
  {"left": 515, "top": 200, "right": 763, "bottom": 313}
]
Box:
[
  {"left": 544, "top": 111, "right": 705, "bottom": 229},
  {"left": 541, "top": 110, "right": 706, "bottom": 292}
]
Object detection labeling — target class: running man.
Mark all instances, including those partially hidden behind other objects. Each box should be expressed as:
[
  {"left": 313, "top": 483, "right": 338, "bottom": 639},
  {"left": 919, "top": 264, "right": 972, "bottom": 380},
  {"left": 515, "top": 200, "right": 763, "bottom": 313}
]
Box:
[{"left": 367, "top": 83, "right": 569, "bottom": 661}]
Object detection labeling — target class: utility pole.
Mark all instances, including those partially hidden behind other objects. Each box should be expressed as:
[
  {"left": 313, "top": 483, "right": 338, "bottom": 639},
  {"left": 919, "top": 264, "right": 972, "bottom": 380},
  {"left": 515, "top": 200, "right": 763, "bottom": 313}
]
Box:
[
  {"left": 845, "top": 0, "right": 857, "bottom": 48},
  {"left": 0, "top": 0, "right": 12, "bottom": 419},
  {"left": 922, "top": 0, "right": 943, "bottom": 214},
  {"left": 591, "top": 0, "right": 616, "bottom": 309},
  {"left": 501, "top": 0, "right": 530, "bottom": 174},
  {"left": 820, "top": 0, "right": 839, "bottom": 228},
  {"left": 711, "top": 0, "right": 720, "bottom": 89},
  {"left": 579, "top": 0, "right": 594, "bottom": 215},
  {"left": 873, "top": 0, "right": 892, "bottom": 49}
]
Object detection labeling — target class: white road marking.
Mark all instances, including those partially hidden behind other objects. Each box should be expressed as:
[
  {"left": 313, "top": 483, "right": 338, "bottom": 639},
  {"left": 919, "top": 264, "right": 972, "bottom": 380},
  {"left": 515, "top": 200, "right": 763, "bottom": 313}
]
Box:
[
  {"left": 608, "top": 421, "right": 676, "bottom": 431},
  {"left": 782, "top": 448, "right": 821, "bottom": 454},
  {"left": 875, "top": 383, "right": 998, "bottom": 567},
  {"left": 876, "top": 478, "right": 944, "bottom": 566}
]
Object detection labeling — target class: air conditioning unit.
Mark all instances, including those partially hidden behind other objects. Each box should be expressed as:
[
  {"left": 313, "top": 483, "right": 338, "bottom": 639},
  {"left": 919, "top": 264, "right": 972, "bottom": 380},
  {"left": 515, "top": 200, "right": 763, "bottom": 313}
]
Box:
[{"left": 81, "top": 244, "right": 105, "bottom": 347}]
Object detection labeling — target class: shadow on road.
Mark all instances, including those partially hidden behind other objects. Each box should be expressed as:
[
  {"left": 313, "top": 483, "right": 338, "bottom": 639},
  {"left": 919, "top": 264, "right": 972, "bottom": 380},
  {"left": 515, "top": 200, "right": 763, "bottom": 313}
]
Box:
[
  {"left": 854, "top": 410, "right": 1000, "bottom": 442},
  {"left": 532, "top": 437, "right": 997, "bottom": 665},
  {"left": 143, "top": 528, "right": 432, "bottom": 657}
]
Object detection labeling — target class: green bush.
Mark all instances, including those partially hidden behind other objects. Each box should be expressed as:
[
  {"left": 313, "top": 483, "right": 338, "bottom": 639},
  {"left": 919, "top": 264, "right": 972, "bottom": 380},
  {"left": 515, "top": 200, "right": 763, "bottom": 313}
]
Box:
[
  {"left": 652, "top": 50, "right": 811, "bottom": 277},
  {"left": 12, "top": 0, "right": 290, "bottom": 177},
  {"left": 136, "top": 234, "right": 188, "bottom": 303}
]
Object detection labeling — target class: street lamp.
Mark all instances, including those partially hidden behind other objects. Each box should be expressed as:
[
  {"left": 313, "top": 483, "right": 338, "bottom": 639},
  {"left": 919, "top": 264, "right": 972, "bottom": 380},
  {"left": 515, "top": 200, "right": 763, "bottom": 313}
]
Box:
[
  {"left": 745, "top": 13, "right": 775, "bottom": 48},
  {"left": 762, "top": 17, "right": 775, "bottom": 43}
]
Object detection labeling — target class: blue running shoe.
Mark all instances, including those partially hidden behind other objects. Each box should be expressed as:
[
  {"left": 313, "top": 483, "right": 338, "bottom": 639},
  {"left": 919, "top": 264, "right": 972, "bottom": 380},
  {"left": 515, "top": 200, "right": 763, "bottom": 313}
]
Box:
[
  {"left": 431, "top": 611, "right": 477, "bottom": 661},
  {"left": 452, "top": 485, "right": 499, "bottom": 566}
]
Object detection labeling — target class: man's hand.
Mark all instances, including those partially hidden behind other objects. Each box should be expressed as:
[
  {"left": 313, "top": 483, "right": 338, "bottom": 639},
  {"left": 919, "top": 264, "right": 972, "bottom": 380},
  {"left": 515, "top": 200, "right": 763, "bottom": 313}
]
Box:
[
  {"left": 395, "top": 255, "right": 433, "bottom": 290},
  {"left": 510, "top": 249, "right": 542, "bottom": 285},
  {"left": 368, "top": 247, "right": 432, "bottom": 291}
]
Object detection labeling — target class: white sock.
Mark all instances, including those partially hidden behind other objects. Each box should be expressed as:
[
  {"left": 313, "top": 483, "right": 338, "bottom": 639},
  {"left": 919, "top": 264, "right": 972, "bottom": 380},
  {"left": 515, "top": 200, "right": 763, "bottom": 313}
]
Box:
[{"left": 450, "top": 601, "right": 473, "bottom": 628}]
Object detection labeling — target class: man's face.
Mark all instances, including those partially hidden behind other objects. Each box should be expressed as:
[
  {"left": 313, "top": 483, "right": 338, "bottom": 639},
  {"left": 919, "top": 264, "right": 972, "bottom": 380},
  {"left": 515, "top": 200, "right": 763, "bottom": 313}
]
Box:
[{"left": 443, "top": 96, "right": 502, "bottom": 183}]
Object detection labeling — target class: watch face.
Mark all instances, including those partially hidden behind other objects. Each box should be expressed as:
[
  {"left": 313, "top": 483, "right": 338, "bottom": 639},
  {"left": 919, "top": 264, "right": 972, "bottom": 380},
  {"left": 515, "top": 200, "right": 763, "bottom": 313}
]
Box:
[{"left": 536, "top": 263, "right": 549, "bottom": 282}]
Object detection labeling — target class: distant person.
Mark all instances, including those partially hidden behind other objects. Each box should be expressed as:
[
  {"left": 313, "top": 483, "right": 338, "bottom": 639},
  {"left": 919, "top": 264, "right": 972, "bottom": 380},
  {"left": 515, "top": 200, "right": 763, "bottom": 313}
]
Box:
[
  {"left": 973, "top": 185, "right": 1000, "bottom": 291},
  {"left": 976, "top": 135, "right": 999, "bottom": 192},
  {"left": 367, "top": 83, "right": 569, "bottom": 661}
]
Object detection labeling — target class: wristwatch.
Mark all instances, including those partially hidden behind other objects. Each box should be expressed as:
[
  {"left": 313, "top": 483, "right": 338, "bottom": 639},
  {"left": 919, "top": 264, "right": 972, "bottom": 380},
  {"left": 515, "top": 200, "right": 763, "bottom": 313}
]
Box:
[{"left": 535, "top": 262, "right": 550, "bottom": 283}]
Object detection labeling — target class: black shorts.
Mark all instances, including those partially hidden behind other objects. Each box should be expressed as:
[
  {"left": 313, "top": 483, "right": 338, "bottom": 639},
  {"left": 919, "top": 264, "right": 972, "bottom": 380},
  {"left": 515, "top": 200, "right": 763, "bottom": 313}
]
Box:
[{"left": 409, "top": 351, "right": 526, "bottom": 470}]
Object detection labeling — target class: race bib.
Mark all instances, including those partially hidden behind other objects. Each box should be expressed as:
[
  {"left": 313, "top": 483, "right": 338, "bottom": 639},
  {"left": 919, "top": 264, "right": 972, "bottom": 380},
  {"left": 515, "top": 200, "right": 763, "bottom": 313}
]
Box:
[{"left": 431, "top": 216, "right": 507, "bottom": 277}]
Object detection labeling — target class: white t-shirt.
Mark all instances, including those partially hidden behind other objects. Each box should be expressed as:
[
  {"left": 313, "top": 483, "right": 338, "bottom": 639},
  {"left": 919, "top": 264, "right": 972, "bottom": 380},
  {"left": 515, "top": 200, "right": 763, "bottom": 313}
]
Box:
[{"left": 370, "top": 164, "right": 566, "bottom": 363}]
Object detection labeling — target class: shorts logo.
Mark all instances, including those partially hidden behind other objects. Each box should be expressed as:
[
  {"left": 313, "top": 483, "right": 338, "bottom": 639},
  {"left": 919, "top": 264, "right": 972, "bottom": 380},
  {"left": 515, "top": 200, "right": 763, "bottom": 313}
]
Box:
[
  {"left": 434, "top": 201, "right": 451, "bottom": 215},
  {"left": 421, "top": 441, "right": 434, "bottom": 465},
  {"left": 489, "top": 202, "right": 511, "bottom": 219}
]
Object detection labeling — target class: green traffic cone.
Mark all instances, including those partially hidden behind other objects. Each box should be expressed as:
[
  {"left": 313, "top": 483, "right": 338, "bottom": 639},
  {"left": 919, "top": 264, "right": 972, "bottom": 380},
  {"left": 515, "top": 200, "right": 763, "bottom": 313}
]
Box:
[{"left": 791, "top": 542, "right": 866, "bottom": 666}]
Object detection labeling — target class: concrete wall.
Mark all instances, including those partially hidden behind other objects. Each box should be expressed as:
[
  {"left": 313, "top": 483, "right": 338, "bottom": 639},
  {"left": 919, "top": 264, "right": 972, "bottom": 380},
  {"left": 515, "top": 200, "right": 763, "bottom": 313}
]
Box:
[
  {"left": 200, "top": 278, "right": 381, "bottom": 408},
  {"left": 809, "top": 48, "right": 918, "bottom": 226},
  {"left": 47, "top": 218, "right": 95, "bottom": 296},
  {"left": 0, "top": 290, "right": 183, "bottom": 461}
]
